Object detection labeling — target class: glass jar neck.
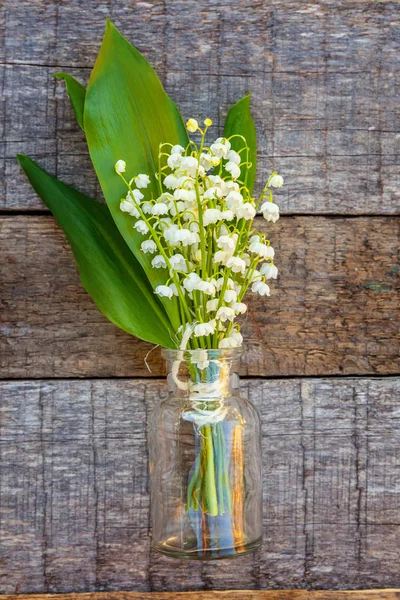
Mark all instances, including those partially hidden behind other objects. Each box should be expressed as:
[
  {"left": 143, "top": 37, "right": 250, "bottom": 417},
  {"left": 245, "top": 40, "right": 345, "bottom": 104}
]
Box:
[{"left": 162, "top": 348, "right": 242, "bottom": 399}]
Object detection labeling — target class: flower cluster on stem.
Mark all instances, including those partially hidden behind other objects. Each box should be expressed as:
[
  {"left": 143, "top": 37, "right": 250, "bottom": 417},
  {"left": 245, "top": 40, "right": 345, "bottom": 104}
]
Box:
[{"left": 114, "top": 117, "right": 283, "bottom": 355}]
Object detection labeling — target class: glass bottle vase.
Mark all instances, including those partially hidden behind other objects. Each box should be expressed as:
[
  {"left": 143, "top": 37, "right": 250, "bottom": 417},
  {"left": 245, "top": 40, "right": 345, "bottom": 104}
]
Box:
[{"left": 149, "top": 348, "right": 262, "bottom": 560}]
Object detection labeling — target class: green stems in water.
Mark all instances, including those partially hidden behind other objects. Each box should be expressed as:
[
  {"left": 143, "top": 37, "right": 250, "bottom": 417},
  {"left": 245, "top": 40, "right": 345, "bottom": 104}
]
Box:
[
  {"left": 186, "top": 422, "right": 232, "bottom": 517},
  {"left": 201, "top": 425, "right": 219, "bottom": 516}
]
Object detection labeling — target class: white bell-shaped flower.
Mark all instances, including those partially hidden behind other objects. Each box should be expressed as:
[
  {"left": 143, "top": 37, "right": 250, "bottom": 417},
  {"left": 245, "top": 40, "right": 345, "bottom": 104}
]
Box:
[
  {"left": 252, "top": 281, "right": 271, "bottom": 296},
  {"left": 262, "top": 202, "right": 280, "bottom": 223},
  {"left": 226, "top": 149, "right": 241, "bottom": 165},
  {"left": 169, "top": 253, "right": 187, "bottom": 272},
  {"left": 163, "top": 174, "right": 179, "bottom": 189},
  {"left": 134, "top": 220, "right": 149, "bottom": 235},
  {"left": 141, "top": 240, "right": 157, "bottom": 254},
  {"left": 169, "top": 283, "right": 179, "bottom": 296},
  {"left": 206, "top": 299, "right": 219, "bottom": 311},
  {"left": 181, "top": 156, "right": 198, "bottom": 177},
  {"left": 183, "top": 272, "right": 202, "bottom": 293},
  {"left": 225, "top": 180, "right": 240, "bottom": 193},
  {"left": 203, "top": 208, "right": 223, "bottom": 226},
  {"left": 249, "top": 234, "right": 261, "bottom": 244},
  {"left": 232, "top": 302, "right": 247, "bottom": 314},
  {"left": 163, "top": 224, "right": 180, "bottom": 245},
  {"left": 155, "top": 285, "right": 173, "bottom": 298},
  {"left": 216, "top": 306, "right": 235, "bottom": 322},
  {"left": 204, "top": 186, "right": 223, "bottom": 200},
  {"left": 260, "top": 263, "right": 278, "bottom": 279},
  {"left": 225, "top": 161, "right": 240, "bottom": 180},
  {"left": 171, "top": 144, "right": 185, "bottom": 154},
  {"left": 167, "top": 153, "right": 183, "bottom": 169},
  {"left": 194, "top": 320, "right": 216, "bottom": 337},
  {"left": 114, "top": 160, "right": 126, "bottom": 174},
  {"left": 120, "top": 199, "right": 140, "bottom": 218},
  {"left": 226, "top": 256, "right": 246, "bottom": 274},
  {"left": 219, "top": 336, "right": 238, "bottom": 349},
  {"left": 237, "top": 202, "right": 256, "bottom": 220},
  {"left": 141, "top": 201, "right": 153, "bottom": 214},
  {"left": 225, "top": 191, "right": 243, "bottom": 211},
  {"left": 214, "top": 250, "right": 230, "bottom": 265},
  {"left": 197, "top": 280, "right": 216, "bottom": 296},
  {"left": 217, "top": 234, "right": 237, "bottom": 253},
  {"left": 134, "top": 174, "right": 151, "bottom": 189},
  {"left": 128, "top": 189, "right": 144, "bottom": 202},
  {"left": 151, "top": 255, "right": 167, "bottom": 269},
  {"left": 152, "top": 203, "right": 169, "bottom": 216},
  {"left": 269, "top": 174, "right": 284, "bottom": 188},
  {"left": 174, "top": 188, "right": 196, "bottom": 202},
  {"left": 200, "top": 152, "right": 213, "bottom": 171},
  {"left": 222, "top": 210, "right": 234, "bottom": 221},
  {"left": 210, "top": 137, "right": 231, "bottom": 158},
  {"left": 249, "top": 242, "right": 275, "bottom": 259},
  {"left": 224, "top": 289, "right": 237, "bottom": 303}
]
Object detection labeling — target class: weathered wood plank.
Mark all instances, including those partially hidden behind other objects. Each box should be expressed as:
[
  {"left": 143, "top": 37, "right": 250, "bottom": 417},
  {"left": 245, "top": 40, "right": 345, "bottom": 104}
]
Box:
[
  {"left": 1, "top": 215, "right": 399, "bottom": 379},
  {"left": 3, "top": 66, "right": 400, "bottom": 212},
  {"left": 1, "top": 1, "right": 399, "bottom": 596},
  {"left": 1, "top": 1, "right": 400, "bottom": 212},
  {"left": 2, "top": 593, "right": 400, "bottom": 600},
  {"left": 1, "top": 378, "right": 400, "bottom": 592},
  {"left": 1, "top": 1, "right": 398, "bottom": 70}
]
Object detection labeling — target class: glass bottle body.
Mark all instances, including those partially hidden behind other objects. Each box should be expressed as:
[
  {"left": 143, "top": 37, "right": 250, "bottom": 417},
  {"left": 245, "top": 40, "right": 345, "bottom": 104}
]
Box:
[{"left": 149, "top": 348, "right": 262, "bottom": 560}]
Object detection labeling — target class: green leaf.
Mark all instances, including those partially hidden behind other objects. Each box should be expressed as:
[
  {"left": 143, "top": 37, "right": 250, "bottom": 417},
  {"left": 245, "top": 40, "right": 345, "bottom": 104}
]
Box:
[
  {"left": 54, "top": 72, "right": 86, "bottom": 131},
  {"left": 84, "top": 19, "right": 189, "bottom": 330},
  {"left": 223, "top": 93, "right": 257, "bottom": 194},
  {"left": 17, "top": 154, "right": 175, "bottom": 349}
]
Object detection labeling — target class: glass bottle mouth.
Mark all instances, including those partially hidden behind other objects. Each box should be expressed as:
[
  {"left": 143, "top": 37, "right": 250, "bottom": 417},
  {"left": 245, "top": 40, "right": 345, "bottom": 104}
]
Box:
[
  {"left": 162, "top": 347, "right": 243, "bottom": 399},
  {"left": 161, "top": 347, "right": 244, "bottom": 363}
]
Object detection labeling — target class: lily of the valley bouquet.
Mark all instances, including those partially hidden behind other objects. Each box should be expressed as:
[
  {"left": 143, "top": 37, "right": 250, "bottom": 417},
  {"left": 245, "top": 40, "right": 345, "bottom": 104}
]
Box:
[{"left": 19, "top": 21, "right": 283, "bottom": 559}]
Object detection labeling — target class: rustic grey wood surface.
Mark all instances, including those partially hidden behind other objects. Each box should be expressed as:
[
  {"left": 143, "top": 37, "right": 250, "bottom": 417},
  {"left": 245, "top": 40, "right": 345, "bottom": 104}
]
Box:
[
  {"left": 1, "top": 215, "right": 399, "bottom": 378},
  {"left": 3, "top": 593, "right": 400, "bottom": 600},
  {"left": 1, "top": 0, "right": 400, "bottom": 213},
  {"left": 1, "top": 378, "right": 400, "bottom": 593},
  {"left": 1, "top": 0, "right": 400, "bottom": 594}
]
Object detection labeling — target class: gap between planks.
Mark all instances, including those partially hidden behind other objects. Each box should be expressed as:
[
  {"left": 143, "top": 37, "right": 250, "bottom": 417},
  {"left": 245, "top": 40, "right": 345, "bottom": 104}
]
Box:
[
  {"left": 1, "top": 374, "right": 400, "bottom": 383},
  {"left": 2, "top": 590, "right": 400, "bottom": 599},
  {"left": 1, "top": 212, "right": 400, "bottom": 218}
]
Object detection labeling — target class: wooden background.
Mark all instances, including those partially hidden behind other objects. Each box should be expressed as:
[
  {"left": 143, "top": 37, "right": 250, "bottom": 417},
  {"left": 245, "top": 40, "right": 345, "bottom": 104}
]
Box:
[{"left": 1, "top": 0, "right": 400, "bottom": 594}]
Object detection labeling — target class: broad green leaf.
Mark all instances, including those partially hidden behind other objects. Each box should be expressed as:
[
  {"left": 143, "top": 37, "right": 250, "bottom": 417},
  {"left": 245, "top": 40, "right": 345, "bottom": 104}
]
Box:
[
  {"left": 17, "top": 154, "right": 175, "bottom": 349},
  {"left": 84, "top": 19, "right": 189, "bottom": 330},
  {"left": 54, "top": 72, "right": 86, "bottom": 131},
  {"left": 223, "top": 93, "right": 257, "bottom": 193}
]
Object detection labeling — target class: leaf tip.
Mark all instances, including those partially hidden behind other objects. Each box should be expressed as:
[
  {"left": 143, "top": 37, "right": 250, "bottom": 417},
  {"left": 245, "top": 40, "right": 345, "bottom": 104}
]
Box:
[
  {"left": 104, "top": 18, "right": 127, "bottom": 46},
  {"left": 105, "top": 17, "right": 117, "bottom": 33},
  {"left": 53, "top": 72, "right": 69, "bottom": 81},
  {"left": 241, "top": 92, "right": 251, "bottom": 106}
]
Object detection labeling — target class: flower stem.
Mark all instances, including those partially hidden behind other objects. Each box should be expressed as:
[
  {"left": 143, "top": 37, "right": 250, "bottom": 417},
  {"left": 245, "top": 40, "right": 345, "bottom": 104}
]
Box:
[{"left": 200, "top": 425, "right": 218, "bottom": 517}]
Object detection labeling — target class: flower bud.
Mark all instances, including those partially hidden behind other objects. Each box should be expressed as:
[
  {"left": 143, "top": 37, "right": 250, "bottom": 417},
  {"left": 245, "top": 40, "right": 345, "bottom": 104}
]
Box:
[
  {"left": 269, "top": 174, "right": 284, "bottom": 188},
  {"left": 114, "top": 160, "right": 126, "bottom": 174},
  {"left": 186, "top": 118, "right": 199, "bottom": 133}
]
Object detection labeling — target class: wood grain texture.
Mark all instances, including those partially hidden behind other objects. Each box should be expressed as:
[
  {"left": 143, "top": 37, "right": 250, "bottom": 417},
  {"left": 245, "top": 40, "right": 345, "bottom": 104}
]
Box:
[
  {"left": 1, "top": 1, "right": 400, "bottom": 212},
  {"left": 2, "top": 592, "right": 400, "bottom": 600},
  {"left": 1, "top": 0, "right": 400, "bottom": 594},
  {"left": 1, "top": 377, "right": 400, "bottom": 593},
  {"left": 1, "top": 215, "right": 399, "bottom": 379}
]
